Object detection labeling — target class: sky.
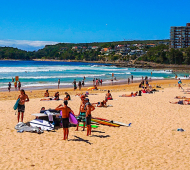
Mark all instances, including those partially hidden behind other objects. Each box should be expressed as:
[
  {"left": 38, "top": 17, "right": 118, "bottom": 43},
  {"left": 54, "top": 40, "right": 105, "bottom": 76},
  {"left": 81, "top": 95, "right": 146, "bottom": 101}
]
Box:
[{"left": 0, "top": 0, "right": 189, "bottom": 51}]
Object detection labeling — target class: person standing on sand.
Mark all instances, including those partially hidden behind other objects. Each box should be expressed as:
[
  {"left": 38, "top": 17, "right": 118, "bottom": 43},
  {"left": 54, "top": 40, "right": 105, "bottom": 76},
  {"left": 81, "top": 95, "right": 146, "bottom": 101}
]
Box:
[
  {"left": 128, "top": 78, "right": 130, "bottom": 85},
  {"left": 78, "top": 81, "right": 82, "bottom": 90},
  {"left": 14, "top": 81, "right": 17, "bottom": 90},
  {"left": 85, "top": 100, "right": 95, "bottom": 136},
  {"left": 17, "top": 89, "right": 29, "bottom": 122},
  {"left": 73, "top": 79, "right": 77, "bottom": 91},
  {"left": 12, "top": 77, "right": 14, "bottom": 82},
  {"left": 55, "top": 100, "right": 74, "bottom": 140},
  {"left": 131, "top": 75, "right": 133, "bottom": 83},
  {"left": 76, "top": 95, "right": 86, "bottom": 131},
  {"left": 82, "top": 79, "right": 85, "bottom": 87},
  {"left": 18, "top": 81, "right": 21, "bottom": 91},
  {"left": 100, "top": 79, "right": 103, "bottom": 86},
  {"left": 58, "top": 79, "right": 60, "bottom": 89},
  {"left": 8, "top": 82, "right": 11, "bottom": 92},
  {"left": 178, "top": 78, "right": 182, "bottom": 89}
]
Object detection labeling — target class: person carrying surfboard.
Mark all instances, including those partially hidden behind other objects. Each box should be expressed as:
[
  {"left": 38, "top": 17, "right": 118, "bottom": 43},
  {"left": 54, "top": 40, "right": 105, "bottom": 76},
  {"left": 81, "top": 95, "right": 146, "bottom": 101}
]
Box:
[
  {"left": 85, "top": 100, "right": 95, "bottom": 136},
  {"left": 55, "top": 100, "right": 74, "bottom": 140},
  {"left": 17, "top": 89, "right": 29, "bottom": 123}
]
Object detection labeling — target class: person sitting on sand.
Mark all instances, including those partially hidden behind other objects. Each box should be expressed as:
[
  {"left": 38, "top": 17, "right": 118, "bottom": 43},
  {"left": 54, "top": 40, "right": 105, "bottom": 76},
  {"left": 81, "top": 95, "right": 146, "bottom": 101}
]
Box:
[
  {"left": 39, "top": 107, "right": 45, "bottom": 113},
  {"left": 105, "top": 90, "right": 113, "bottom": 100},
  {"left": 40, "top": 92, "right": 59, "bottom": 101},
  {"left": 120, "top": 92, "right": 138, "bottom": 97},
  {"left": 92, "top": 99, "right": 108, "bottom": 107},
  {"left": 54, "top": 92, "right": 59, "bottom": 100},
  {"left": 170, "top": 100, "right": 190, "bottom": 105},
  {"left": 55, "top": 100, "right": 74, "bottom": 140},
  {"left": 64, "top": 92, "right": 71, "bottom": 100},
  {"left": 94, "top": 85, "right": 98, "bottom": 90},
  {"left": 44, "top": 90, "right": 49, "bottom": 97}
]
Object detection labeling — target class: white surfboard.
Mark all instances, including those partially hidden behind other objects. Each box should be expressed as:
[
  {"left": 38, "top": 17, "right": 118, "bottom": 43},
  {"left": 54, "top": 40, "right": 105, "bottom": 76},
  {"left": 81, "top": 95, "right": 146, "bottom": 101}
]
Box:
[
  {"left": 109, "top": 121, "right": 131, "bottom": 127},
  {"left": 30, "top": 119, "right": 54, "bottom": 131}
]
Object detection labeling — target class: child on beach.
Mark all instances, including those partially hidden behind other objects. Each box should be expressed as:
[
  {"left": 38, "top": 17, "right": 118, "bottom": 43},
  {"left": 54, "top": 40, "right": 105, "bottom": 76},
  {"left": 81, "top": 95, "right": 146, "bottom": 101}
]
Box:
[
  {"left": 178, "top": 78, "right": 182, "bottom": 89},
  {"left": 17, "top": 89, "right": 29, "bottom": 122},
  {"left": 85, "top": 100, "right": 95, "bottom": 136},
  {"left": 55, "top": 100, "right": 74, "bottom": 140}
]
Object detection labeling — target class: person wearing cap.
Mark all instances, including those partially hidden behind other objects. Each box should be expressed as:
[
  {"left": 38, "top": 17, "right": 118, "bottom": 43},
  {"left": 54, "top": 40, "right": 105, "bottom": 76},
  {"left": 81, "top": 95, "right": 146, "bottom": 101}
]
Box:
[
  {"left": 55, "top": 100, "right": 74, "bottom": 140},
  {"left": 75, "top": 95, "right": 87, "bottom": 131},
  {"left": 85, "top": 101, "right": 95, "bottom": 136}
]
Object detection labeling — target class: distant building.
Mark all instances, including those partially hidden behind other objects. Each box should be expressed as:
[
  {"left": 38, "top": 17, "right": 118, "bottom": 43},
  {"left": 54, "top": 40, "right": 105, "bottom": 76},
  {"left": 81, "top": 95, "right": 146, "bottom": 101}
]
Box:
[
  {"left": 146, "top": 44, "right": 156, "bottom": 48},
  {"left": 170, "top": 23, "right": 190, "bottom": 49}
]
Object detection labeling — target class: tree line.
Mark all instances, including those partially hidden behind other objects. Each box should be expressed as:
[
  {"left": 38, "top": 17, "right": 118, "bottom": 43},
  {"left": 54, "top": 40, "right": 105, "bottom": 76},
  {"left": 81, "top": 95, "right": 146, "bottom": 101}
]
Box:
[{"left": 0, "top": 40, "right": 190, "bottom": 65}]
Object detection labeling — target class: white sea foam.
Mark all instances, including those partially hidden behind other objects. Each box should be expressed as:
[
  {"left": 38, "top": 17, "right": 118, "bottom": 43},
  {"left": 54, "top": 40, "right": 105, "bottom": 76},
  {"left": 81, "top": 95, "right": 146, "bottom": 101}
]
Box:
[
  {"left": 0, "top": 65, "right": 129, "bottom": 73},
  {"left": 0, "top": 74, "right": 106, "bottom": 80}
]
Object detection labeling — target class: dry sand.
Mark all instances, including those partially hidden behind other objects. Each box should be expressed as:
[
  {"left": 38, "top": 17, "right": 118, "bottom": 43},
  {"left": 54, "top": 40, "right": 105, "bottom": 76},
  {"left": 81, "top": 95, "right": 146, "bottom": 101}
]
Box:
[{"left": 0, "top": 79, "right": 190, "bottom": 170}]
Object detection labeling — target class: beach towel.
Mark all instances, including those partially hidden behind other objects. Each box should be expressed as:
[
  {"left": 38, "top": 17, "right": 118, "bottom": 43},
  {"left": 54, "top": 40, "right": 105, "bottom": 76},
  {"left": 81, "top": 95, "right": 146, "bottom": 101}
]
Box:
[
  {"left": 44, "top": 111, "right": 53, "bottom": 121},
  {"left": 15, "top": 122, "right": 43, "bottom": 134}
]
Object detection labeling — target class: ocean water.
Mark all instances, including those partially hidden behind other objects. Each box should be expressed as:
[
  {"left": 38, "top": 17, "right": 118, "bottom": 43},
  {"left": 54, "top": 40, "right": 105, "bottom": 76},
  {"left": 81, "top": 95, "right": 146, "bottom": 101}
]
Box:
[{"left": 0, "top": 60, "right": 187, "bottom": 90}]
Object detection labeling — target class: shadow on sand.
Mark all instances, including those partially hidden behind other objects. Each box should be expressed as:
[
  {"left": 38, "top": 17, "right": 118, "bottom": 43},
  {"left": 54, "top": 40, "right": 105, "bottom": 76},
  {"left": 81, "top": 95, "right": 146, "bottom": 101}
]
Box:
[
  {"left": 68, "top": 135, "right": 93, "bottom": 145},
  {"left": 90, "top": 134, "right": 110, "bottom": 138},
  {"left": 91, "top": 130, "right": 105, "bottom": 134}
]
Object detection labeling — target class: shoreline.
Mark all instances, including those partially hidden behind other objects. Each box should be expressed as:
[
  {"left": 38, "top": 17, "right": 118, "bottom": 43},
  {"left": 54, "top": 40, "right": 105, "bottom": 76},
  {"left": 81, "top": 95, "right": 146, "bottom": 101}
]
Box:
[
  {"left": 1, "top": 79, "right": 190, "bottom": 101},
  {"left": 1, "top": 76, "right": 189, "bottom": 92}
]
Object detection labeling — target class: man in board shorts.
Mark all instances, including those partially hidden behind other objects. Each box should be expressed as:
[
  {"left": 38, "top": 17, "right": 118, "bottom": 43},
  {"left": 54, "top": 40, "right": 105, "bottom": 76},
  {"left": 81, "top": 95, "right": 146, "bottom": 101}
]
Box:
[
  {"left": 85, "top": 99, "right": 95, "bottom": 136},
  {"left": 17, "top": 89, "right": 29, "bottom": 122},
  {"left": 75, "top": 95, "right": 87, "bottom": 131},
  {"left": 55, "top": 100, "right": 74, "bottom": 140}
]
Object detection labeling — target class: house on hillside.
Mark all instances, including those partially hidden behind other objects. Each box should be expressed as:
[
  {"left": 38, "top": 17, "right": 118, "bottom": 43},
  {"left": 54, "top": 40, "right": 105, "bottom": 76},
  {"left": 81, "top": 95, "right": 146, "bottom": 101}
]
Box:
[
  {"left": 146, "top": 44, "right": 156, "bottom": 47},
  {"left": 91, "top": 46, "right": 99, "bottom": 50},
  {"left": 72, "top": 46, "right": 78, "bottom": 50}
]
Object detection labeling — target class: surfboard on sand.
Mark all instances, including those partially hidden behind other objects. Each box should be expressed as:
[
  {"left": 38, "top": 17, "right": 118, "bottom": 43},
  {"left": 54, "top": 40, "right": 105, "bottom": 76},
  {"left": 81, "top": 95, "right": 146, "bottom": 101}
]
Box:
[
  {"left": 30, "top": 119, "right": 54, "bottom": 131},
  {"left": 69, "top": 112, "right": 78, "bottom": 125},
  {"left": 13, "top": 98, "right": 20, "bottom": 110},
  {"left": 91, "top": 118, "right": 120, "bottom": 127},
  {"left": 109, "top": 121, "right": 131, "bottom": 127},
  {"left": 79, "top": 124, "right": 99, "bottom": 129}
]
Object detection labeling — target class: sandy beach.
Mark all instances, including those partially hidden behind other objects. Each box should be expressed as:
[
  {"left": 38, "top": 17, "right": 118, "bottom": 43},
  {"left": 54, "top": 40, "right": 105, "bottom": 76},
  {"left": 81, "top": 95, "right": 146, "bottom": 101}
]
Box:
[{"left": 1, "top": 79, "right": 190, "bottom": 170}]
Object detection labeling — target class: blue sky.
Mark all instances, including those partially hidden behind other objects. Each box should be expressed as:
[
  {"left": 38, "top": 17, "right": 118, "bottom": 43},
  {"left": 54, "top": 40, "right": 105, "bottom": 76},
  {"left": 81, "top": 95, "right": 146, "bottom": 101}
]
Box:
[{"left": 0, "top": 0, "right": 189, "bottom": 50}]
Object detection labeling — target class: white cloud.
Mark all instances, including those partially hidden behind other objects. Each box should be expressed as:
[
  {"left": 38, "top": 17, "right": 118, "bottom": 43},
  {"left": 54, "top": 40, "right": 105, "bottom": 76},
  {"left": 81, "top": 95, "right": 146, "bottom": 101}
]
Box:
[
  {"left": 0, "top": 39, "right": 60, "bottom": 51},
  {"left": 0, "top": 39, "right": 59, "bottom": 47}
]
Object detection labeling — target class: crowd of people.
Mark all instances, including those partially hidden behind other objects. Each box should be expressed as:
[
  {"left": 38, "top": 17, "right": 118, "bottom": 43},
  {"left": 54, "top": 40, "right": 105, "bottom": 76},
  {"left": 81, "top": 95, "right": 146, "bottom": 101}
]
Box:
[
  {"left": 170, "top": 78, "right": 190, "bottom": 105},
  {"left": 14, "top": 73, "right": 190, "bottom": 141}
]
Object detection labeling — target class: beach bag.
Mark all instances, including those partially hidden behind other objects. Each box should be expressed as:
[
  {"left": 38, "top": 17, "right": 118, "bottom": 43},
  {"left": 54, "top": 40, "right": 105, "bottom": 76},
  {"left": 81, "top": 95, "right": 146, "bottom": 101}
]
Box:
[{"left": 13, "top": 98, "right": 20, "bottom": 110}]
